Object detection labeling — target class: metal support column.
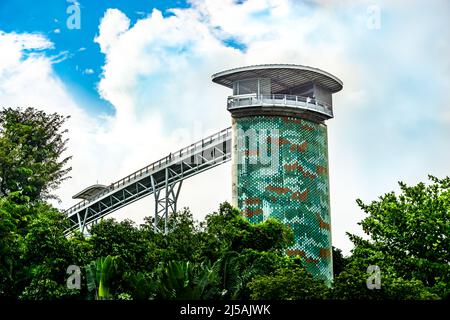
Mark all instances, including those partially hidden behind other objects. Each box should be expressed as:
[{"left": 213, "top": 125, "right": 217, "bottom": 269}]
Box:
[
  {"left": 76, "top": 207, "right": 89, "bottom": 234},
  {"left": 152, "top": 169, "right": 183, "bottom": 234}
]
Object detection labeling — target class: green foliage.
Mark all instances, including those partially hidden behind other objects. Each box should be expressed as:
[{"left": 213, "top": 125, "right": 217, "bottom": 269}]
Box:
[
  {"left": 204, "top": 202, "right": 294, "bottom": 253},
  {"left": 0, "top": 106, "right": 74, "bottom": 297},
  {"left": 347, "top": 175, "right": 450, "bottom": 299},
  {"left": 85, "top": 256, "right": 123, "bottom": 300},
  {"left": 0, "top": 195, "right": 77, "bottom": 299},
  {"left": 248, "top": 264, "right": 329, "bottom": 300},
  {"left": 332, "top": 246, "right": 346, "bottom": 278},
  {"left": 66, "top": 232, "right": 94, "bottom": 267},
  {"left": 20, "top": 203, "right": 85, "bottom": 300},
  {"left": 0, "top": 107, "right": 71, "bottom": 201},
  {"left": 0, "top": 203, "right": 86, "bottom": 300},
  {"left": 89, "top": 219, "right": 157, "bottom": 272},
  {"left": 123, "top": 271, "right": 154, "bottom": 300},
  {"left": 152, "top": 260, "right": 220, "bottom": 300},
  {"left": 215, "top": 249, "right": 297, "bottom": 300},
  {"left": 332, "top": 263, "right": 440, "bottom": 300},
  {"left": 19, "top": 263, "right": 78, "bottom": 300},
  {"left": 23, "top": 205, "right": 71, "bottom": 265},
  {"left": 357, "top": 176, "right": 450, "bottom": 278},
  {"left": 147, "top": 209, "right": 215, "bottom": 263},
  {"left": 0, "top": 197, "right": 25, "bottom": 297}
]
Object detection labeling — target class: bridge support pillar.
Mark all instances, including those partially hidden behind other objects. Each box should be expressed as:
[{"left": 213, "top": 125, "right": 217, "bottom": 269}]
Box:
[
  {"left": 152, "top": 168, "right": 183, "bottom": 234},
  {"left": 76, "top": 207, "right": 91, "bottom": 235}
]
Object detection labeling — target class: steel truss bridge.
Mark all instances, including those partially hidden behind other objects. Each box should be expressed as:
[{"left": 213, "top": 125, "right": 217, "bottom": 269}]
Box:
[{"left": 65, "top": 127, "right": 232, "bottom": 235}]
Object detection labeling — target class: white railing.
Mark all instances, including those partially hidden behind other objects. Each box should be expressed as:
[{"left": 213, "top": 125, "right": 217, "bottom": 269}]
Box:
[{"left": 227, "top": 94, "right": 333, "bottom": 118}]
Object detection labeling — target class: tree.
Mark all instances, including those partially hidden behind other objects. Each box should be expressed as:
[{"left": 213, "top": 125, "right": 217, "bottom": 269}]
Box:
[
  {"left": 337, "top": 175, "right": 450, "bottom": 299},
  {"left": 0, "top": 107, "right": 75, "bottom": 299},
  {"left": 0, "top": 194, "right": 88, "bottom": 300},
  {"left": 332, "top": 246, "right": 346, "bottom": 278},
  {"left": 19, "top": 263, "right": 79, "bottom": 300},
  {"left": 145, "top": 208, "right": 216, "bottom": 263},
  {"left": 332, "top": 258, "right": 440, "bottom": 300},
  {"left": 22, "top": 204, "right": 72, "bottom": 266},
  {"left": 123, "top": 271, "right": 154, "bottom": 300},
  {"left": 248, "top": 263, "right": 329, "bottom": 300},
  {"left": 0, "top": 107, "right": 71, "bottom": 202},
  {"left": 0, "top": 195, "right": 70, "bottom": 298},
  {"left": 85, "top": 256, "right": 123, "bottom": 300},
  {"left": 0, "top": 196, "right": 25, "bottom": 297},
  {"left": 204, "top": 202, "right": 294, "bottom": 254},
  {"left": 214, "top": 249, "right": 297, "bottom": 300},
  {"left": 152, "top": 260, "right": 220, "bottom": 300},
  {"left": 19, "top": 202, "right": 85, "bottom": 300},
  {"left": 89, "top": 219, "right": 157, "bottom": 273}
]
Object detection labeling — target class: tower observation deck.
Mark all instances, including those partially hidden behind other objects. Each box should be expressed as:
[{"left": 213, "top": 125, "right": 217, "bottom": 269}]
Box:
[{"left": 212, "top": 64, "right": 343, "bottom": 283}]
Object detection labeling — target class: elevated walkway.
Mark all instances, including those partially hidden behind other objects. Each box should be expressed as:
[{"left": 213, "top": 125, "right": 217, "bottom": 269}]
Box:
[{"left": 65, "top": 127, "right": 232, "bottom": 234}]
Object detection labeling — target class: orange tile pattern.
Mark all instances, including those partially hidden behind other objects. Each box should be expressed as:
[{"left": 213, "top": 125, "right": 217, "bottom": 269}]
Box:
[{"left": 235, "top": 115, "right": 333, "bottom": 283}]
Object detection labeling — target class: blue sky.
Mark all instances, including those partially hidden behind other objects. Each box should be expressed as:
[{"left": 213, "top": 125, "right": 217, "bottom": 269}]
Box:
[
  {"left": 0, "top": 0, "right": 190, "bottom": 115},
  {"left": 0, "top": 0, "right": 449, "bottom": 254}
]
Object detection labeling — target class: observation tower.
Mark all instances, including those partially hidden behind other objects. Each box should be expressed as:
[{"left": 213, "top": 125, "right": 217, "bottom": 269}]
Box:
[{"left": 212, "top": 64, "right": 343, "bottom": 283}]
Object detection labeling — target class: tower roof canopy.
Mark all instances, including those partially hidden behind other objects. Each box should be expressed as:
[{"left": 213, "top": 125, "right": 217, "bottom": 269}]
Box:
[{"left": 212, "top": 64, "right": 343, "bottom": 93}]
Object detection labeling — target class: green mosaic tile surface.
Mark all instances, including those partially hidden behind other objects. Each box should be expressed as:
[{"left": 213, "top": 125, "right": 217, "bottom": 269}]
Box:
[{"left": 234, "top": 115, "right": 333, "bottom": 283}]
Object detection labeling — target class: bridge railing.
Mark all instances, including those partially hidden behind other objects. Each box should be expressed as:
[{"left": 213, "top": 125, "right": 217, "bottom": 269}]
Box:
[{"left": 65, "top": 127, "right": 232, "bottom": 216}]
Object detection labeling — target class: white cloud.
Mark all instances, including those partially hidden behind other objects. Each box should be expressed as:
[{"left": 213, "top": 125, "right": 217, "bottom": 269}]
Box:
[
  {"left": 0, "top": 31, "right": 53, "bottom": 72},
  {"left": 94, "top": 9, "right": 131, "bottom": 54},
  {"left": 49, "top": 50, "right": 70, "bottom": 64}
]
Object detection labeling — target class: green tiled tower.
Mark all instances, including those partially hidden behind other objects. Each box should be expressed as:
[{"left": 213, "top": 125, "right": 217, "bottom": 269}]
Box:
[{"left": 212, "top": 65, "right": 343, "bottom": 283}]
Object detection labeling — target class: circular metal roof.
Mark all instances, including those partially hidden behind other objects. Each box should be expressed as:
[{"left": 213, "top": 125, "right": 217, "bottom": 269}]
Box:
[{"left": 212, "top": 64, "right": 343, "bottom": 93}]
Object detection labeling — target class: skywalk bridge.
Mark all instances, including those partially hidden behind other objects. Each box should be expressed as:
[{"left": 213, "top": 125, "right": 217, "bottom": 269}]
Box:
[{"left": 65, "top": 127, "right": 231, "bottom": 234}]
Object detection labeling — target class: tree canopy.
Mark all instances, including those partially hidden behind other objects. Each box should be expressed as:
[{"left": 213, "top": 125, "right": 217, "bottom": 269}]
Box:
[
  {"left": 0, "top": 107, "right": 448, "bottom": 300},
  {"left": 0, "top": 107, "right": 71, "bottom": 202},
  {"left": 333, "top": 175, "right": 450, "bottom": 300}
]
